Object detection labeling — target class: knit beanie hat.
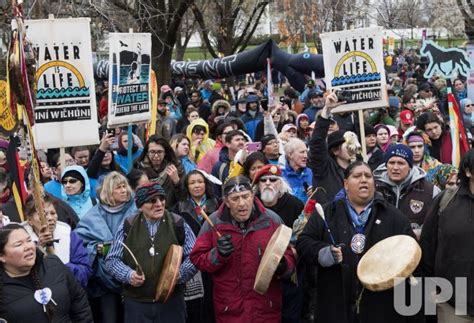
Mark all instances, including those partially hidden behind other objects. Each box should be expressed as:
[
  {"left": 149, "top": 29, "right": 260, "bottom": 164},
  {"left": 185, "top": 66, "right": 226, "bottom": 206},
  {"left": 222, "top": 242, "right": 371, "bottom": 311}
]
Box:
[
  {"left": 135, "top": 182, "right": 166, "bottom": 208},
  {"left": 384, "top": 144, "right": 414, "bottom": 168}
]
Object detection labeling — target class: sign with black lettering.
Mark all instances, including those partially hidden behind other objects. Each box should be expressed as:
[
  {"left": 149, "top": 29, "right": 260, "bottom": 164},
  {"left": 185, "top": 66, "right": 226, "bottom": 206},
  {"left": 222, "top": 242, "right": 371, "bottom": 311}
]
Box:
[
  {"left": 321, "top": 27, "right": 388, "bottom": 112},
  {"left": 107, "top": 33, "right": 152, "bottom": 126},
  {"left": 26, "top": 18, "right": 99, "bottom": 149}
]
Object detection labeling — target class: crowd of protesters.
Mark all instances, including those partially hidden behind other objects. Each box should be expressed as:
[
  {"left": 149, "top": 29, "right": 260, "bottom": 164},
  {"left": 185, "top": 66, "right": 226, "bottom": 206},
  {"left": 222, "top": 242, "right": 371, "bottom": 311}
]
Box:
[{"left": 0, "top": 46, "right": 473, "bottom": 323}]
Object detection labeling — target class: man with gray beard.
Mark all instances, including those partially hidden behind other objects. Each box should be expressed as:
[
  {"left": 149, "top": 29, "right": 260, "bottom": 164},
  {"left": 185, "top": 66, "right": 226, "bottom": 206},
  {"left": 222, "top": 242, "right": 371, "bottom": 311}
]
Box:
[{"left": 253, "top": 164, "right": 304, "bottom": 228}]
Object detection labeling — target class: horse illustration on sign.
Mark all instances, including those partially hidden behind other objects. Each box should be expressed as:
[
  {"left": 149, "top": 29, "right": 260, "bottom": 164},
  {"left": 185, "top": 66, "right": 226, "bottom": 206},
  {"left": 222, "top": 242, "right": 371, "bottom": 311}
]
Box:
[{"left": 420, "top": 41, "right": 471, "bottom": 78}]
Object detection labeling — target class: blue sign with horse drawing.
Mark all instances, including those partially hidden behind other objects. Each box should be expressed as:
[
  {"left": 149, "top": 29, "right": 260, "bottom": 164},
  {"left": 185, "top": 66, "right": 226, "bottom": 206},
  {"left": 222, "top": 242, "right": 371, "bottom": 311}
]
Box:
[{"left": 420, "top": 41, "right": 472, "bottom": 79}]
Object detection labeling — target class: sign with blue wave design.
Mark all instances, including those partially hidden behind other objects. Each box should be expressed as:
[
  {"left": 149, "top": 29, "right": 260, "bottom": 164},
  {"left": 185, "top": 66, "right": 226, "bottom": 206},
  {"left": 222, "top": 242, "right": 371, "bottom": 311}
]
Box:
[
  {"left": 321, "top": 27, "right": 388, "bottom": 112},
  {"left": 26, "top": 18, "right": 99, "bottom": 149},
  {"left": 107, "top": 33, "right": 152, "bottom": 127}
]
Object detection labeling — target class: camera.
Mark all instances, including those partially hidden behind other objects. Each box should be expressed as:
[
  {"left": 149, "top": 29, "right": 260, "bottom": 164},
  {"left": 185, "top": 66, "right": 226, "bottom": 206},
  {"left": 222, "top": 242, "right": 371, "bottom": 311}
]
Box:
[{"left": 336, "top": 90, "right": 352, "bottom": 103}]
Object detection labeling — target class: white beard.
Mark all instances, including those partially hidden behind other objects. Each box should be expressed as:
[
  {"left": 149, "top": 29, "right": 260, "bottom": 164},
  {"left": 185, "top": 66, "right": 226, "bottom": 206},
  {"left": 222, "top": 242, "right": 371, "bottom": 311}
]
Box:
[{"left": 260, "top": 187, "right": 277, "bottom": 204}]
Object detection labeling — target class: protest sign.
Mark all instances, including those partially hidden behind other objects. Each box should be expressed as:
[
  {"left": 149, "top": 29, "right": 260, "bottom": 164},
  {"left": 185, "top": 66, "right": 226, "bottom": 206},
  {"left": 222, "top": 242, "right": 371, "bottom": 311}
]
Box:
[
  {"left": 320, "top": 27, "right": 388, "bottom": 113},
  {"left": 107, "top": 33, "right": 152, "bottom": 127},
  {"left": 0, "top": 80, "right": 18, "bottom": 135},
  {"left": 27, "top": 17, "right": 99, "bottom": 149}
]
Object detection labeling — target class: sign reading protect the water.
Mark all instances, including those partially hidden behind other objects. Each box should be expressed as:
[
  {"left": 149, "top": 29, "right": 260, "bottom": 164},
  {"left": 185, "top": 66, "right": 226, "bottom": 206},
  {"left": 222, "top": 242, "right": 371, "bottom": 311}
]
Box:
[
  {"left": 320, "top": 27, "right": 388, "bottom": 112},
  {"left": 107, "top": 33, "right": 152, "bottom": 127}
]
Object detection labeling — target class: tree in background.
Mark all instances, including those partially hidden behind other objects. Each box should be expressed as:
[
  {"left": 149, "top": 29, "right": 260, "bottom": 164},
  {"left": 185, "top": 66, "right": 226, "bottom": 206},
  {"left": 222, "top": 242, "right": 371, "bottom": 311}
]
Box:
[{"left": 191, "top": 0, "right": 270, "bottom": 57}]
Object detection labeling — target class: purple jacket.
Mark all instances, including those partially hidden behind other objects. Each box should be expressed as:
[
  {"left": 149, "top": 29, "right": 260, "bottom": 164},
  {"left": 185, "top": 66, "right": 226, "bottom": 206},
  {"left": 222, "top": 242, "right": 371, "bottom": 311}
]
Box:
[{"left": 66, "top": 231, "right": 92, "bottom": 288}]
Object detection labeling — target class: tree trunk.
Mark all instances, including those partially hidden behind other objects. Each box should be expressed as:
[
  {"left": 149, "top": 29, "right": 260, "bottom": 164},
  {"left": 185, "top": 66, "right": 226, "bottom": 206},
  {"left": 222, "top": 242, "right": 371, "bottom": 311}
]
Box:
[{"left": 152, "top": 40, "right": 173, "bottom": 88}]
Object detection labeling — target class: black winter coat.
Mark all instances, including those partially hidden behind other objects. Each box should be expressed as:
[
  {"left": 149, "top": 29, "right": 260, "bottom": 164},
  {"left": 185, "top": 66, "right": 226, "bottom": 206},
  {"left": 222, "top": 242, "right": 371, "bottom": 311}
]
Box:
[
  {"left": 263, "top": 192, "right": 304, "bottom": 228},
  {"left": 296, "top": 194, "right": 423, "bottom": 323},
  {"left": 1, "top": 251, "right": 92, "bottom": 322},
  {"left": 421, "top": 185, "right": 474, "bottom": 315},
  {"left": 308, "top": 116, "right": 345, "bottom": 205}
]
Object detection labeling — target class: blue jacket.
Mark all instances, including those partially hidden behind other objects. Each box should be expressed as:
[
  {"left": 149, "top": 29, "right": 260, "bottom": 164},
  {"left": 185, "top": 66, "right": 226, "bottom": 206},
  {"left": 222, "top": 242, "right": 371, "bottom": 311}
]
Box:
[
  {"left": 61, "top": 166, "right": 94, "bottom": 219},
  {"left": 114, "top": 148, "right": 143, "bottom": 174},
  {"left": 75, "top": 198, "right": 136, "bottom": 298},
  {"left": 241, "top": 111, "right": 263, "bottom": 141},
  {"left": 281, "top": 160, "right": 313, "bottom": 204},
  {"left": 181, "top": 155, "right": 196, "bottom": 174}
]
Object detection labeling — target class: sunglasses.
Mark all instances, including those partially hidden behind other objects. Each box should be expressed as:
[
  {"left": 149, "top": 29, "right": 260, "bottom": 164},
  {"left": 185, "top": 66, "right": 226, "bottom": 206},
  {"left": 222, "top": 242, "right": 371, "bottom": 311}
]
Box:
[
  {"left": 148, "top": 196, "right": 166, "bottom": 204},
  {"left": 259, "top": 176, "right": 279, "bottom": 183},
  {"left": 61, "top": 178, "right": 79, "bottom": 185},
  {"left": 466, "top": 104, "right": 474, "bottom": 107}
]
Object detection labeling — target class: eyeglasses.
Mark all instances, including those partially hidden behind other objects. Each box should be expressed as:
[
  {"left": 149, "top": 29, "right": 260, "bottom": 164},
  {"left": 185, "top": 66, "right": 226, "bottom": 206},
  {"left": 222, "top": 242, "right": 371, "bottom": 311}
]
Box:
[
  {"left": 259, "top": 176, "right": 279, "bottom": 183},
  {"left": 148, "top": 196, "right": 166, "bottom": 204},
  {"left": 148, "top": 150, "right": 165, "bottom": 156},
  {"left": 466, "top": 104, "right": 474, "bottom": 107},
  {"left": 61, "top": 178, "right": 79, "bottom": 185}
]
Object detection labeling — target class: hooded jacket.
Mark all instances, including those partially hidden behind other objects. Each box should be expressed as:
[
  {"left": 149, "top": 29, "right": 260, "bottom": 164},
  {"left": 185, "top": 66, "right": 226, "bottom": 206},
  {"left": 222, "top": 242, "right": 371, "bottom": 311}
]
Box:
[
  {"left": 241, "top": 103, "right": 263, "bottom": 141},
  {"left": 61, "top": 166, "right": 94, "bottom": 219},
  {"left": 186, "top": 118, "right": 216, "bottom": 163},
  {"left": 374, "top": 164, "right": 440, "bottom": 225},
  {"left": 74, "top": 198, "right": 136, "bottom": 298}
]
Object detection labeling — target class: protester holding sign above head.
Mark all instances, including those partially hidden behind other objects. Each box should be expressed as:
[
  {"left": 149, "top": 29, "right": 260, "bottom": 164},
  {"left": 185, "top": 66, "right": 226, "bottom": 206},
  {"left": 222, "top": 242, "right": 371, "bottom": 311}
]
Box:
[{"left": 308, "top": 91, "right": 351, "bottom": 205}]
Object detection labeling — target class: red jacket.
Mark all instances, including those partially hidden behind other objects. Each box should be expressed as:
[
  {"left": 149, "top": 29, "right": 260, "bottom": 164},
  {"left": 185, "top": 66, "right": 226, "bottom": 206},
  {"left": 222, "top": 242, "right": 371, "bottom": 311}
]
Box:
[{"left": 190, "top": 199, "right": 295, "bottom": 323}]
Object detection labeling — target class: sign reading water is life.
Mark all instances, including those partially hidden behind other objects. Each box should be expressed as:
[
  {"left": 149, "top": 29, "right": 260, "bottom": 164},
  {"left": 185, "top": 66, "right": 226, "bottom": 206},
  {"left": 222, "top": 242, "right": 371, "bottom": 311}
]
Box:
[{"left": 320, "top": 27, "right": 388, "bottom": 113}]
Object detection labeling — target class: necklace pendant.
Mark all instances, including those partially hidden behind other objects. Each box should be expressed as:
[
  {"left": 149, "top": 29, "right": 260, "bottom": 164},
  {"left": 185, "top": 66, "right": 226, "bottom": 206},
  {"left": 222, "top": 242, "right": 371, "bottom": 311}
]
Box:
[{"left": 149, "top": 246, "right": 155, "bottom": 256}]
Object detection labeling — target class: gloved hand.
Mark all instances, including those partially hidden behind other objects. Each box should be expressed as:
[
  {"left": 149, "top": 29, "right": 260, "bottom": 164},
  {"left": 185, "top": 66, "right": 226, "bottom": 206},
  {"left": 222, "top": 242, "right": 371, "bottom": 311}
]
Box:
[
  {"left": 275, "top": 256, "right": 288, "bottom": 276},
  {"left": 217, "top": 234, "right": 234, "bottom": 257}
]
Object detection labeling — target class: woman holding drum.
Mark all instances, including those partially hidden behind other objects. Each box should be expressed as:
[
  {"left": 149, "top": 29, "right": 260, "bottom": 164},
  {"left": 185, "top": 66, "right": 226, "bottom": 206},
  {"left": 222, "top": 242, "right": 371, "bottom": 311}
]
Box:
[{"left": 297, "top": 161, "right": 423, "bottom": 323}]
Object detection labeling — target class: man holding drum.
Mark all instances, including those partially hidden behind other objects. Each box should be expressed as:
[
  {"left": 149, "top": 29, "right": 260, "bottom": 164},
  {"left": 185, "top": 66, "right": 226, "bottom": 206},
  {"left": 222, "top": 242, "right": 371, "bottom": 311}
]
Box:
[
  {"left": 106, "top": 182, "right": 197, "bottom": 322},
  {"left": 190, "top": 176, "right": 296, "bottom": 323},
  {"left": 297, "top": 161, "right": 422, "bottom": 323}
]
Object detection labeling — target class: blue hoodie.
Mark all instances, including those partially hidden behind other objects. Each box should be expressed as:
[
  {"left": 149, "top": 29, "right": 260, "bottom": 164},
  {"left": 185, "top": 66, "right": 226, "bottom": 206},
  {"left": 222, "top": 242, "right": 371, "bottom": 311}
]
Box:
[{"left": 61, "top": 165, "right": 94, "bottom": 219}]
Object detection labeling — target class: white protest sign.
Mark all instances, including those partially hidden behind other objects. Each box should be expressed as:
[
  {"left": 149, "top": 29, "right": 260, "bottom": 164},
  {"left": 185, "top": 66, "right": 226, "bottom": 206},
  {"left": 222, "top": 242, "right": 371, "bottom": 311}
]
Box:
[
  {"left": 320, "top": 27, "right": 388, "bottom": 113},
  {"left": 27, "top": 18, "right": 99, "bottom": 149},
  {"left": 107, "top": 33, "right": 152, "bottom": 127}
]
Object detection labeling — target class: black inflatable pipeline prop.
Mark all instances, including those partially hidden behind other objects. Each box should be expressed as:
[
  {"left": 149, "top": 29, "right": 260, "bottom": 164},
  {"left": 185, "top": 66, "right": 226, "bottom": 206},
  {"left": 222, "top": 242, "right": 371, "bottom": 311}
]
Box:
[{"left": 94, "top": 39, "right": 325, "bottom": 92}]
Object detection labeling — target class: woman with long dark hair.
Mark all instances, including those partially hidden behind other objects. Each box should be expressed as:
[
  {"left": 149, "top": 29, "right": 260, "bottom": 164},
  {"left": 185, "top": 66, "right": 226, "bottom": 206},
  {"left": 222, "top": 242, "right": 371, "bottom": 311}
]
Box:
[
  {"left": 0, "top": 224, "right": 92, "bottom": 322},
  {"left": 135, "top": 135, "right": 184, "bottom": 208},
  {"left": 175, "top": 170, "right": 219, "bottom": 323}
]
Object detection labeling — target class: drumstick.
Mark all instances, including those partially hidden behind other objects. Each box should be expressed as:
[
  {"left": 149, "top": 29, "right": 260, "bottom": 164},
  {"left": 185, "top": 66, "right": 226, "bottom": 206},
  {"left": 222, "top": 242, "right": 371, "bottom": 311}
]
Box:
[
  {"left": 200, "top": 210, "right": 222, "bottom": 238},
  {"left": 118, "top": 241, "right": 144, "bottom": 276},
  {"left": 315, "top": 203, "right": 337, "bottom": 246}
]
